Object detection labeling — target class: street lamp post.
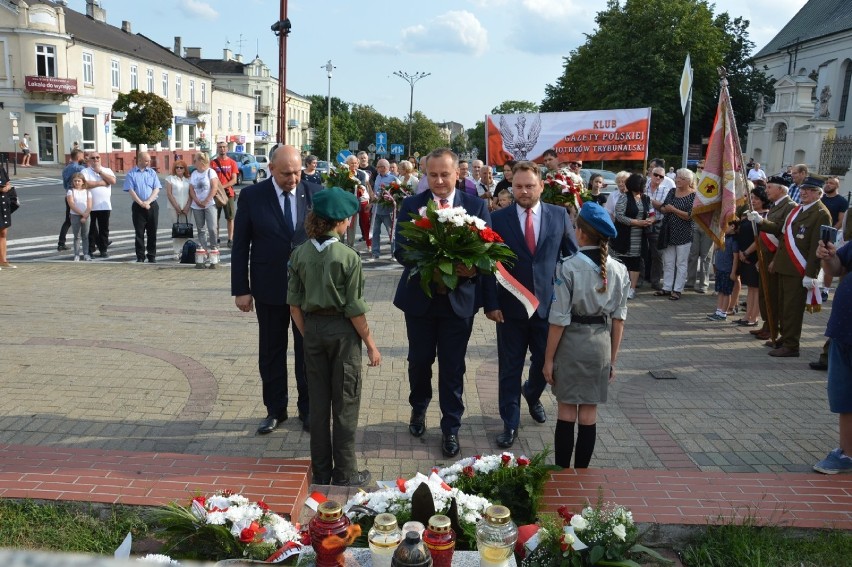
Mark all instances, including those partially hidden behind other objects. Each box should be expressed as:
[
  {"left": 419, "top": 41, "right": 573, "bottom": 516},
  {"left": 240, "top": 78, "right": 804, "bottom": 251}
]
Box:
[
  {"left": 393, "top": 70, "right": 430, "bottom": 156},
  {"left": 323, "top": 60, "right": 335, "bottom": 164},
  {"left": 271, "top": 1, "right": 291, "bottom": 145}
]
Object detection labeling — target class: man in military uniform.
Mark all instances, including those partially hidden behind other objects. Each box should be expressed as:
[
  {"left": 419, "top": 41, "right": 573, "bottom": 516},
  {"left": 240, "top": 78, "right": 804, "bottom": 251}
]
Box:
[
  {"left": 750, "top": 177, "right": 831, "bottom": 357},
  {"left": 750, "top": 176, "right": 796, "bottom": 341}
]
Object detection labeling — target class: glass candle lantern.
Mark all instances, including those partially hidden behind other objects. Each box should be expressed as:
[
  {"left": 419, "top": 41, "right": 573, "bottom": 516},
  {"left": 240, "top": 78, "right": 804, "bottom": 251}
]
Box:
[
  {"left": 422, "top": 514, "right": 455, "bottom": 567},
  {"left": 308, "top": 500, "right": 351, "bottom": 567},
  {"left": 391, "top": 531, "right": 433, "bottom": 567},
  {"left": 476, "top": 505, "right": 518, "bottom": 567},
  {"left": 369, "top": 513, "right": 403, "bottom": 567}
]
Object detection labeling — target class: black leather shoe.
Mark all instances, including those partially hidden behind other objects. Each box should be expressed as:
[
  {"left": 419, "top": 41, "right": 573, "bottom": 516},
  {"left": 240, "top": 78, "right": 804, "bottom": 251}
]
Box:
[
  {"left": 256, "top": 411, "right": 287, "bottom": 434},
  {"left": 523, "top": 385, "right": 547, "bottom": 424},
  {"left": 496, "top": 428, "right": 517, "bottom": 449},
  {"left": 312, "top": 475, "right": 331, "bottom": 485},
  {"left": 332, "top": 470, "right": 371, "bottom": 487},
  {"left": 809, "top": 360, "right": 828, "bottom": 371},
  {"left": 442, "top": 434, "right": 460, "bottom": 458},
  {"left": 299, "top": 413, "right": 310, "bottom": 432},
  {"left": 409, "top": 411, "right": 426, "bottom": 437}
]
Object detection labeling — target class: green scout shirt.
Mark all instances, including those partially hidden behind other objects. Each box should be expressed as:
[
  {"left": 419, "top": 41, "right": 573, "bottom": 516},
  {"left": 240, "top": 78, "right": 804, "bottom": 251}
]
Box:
[{"left": 287, "top": 233, "right": 369, "bottom": 319}]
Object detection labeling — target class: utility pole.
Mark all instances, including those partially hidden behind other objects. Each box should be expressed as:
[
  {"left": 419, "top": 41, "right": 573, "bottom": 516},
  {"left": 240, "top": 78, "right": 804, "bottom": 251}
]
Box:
[
  {"left": 323, "top": 60, "right": 335, "bottom": 164},
  {"left": 393, "top": 71, "right": 430, "bottom": 156}
]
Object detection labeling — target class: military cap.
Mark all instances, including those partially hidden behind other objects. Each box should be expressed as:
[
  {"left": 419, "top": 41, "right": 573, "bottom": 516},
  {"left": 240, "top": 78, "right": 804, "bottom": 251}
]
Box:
[
  {"left": 579, "top": 202, "right": 617, "bottom": 239},
  {"left": 800, "top": 176, "right": 824, "bottom": 190},
  {"left": 313, "top": 187, "right": 359, "bottom": 221},
  {"left": 766, "top": 175, "right": 790, "bottom": 187}
]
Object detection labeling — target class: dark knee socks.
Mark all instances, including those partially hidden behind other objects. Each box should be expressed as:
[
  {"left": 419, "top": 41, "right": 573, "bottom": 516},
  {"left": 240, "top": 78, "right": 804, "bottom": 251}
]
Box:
[
  {"left": 555, "top": 420, "right": 597, "bottom": 468},
  {"left": 555, "top": 420, "right": 575, "bottom": 468},
  {"left": 574, "top": 423, "right": 597, "bottom": 468}
]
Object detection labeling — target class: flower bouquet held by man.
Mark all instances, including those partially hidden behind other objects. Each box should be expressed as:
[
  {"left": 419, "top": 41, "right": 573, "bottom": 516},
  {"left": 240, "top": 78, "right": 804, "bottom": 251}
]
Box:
[{"left": 397, "top": 198, "right": 516, "bottom": 297}]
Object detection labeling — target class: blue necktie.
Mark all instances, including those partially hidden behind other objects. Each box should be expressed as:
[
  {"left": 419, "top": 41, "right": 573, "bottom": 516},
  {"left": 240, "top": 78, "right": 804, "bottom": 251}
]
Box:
[{"left": 283, "top": 191, "right": 294, "bottom": 234}]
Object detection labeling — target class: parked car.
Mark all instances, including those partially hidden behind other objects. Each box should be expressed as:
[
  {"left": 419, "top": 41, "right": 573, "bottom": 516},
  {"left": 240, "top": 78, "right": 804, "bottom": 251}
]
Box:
[
  {"left": 316, "top": 160, "right": 331, "bottom": 175},
  {"left": 254, "top": 155, "right": 269, "bottom": 180},
  {"left": 227, "top": 152, "right": 260, "bottom": 185}
]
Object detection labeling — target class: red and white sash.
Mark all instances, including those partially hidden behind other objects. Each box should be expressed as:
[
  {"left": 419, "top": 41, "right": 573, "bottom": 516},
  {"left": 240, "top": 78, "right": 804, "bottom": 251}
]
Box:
[
  {"left": 495, "top": 262, "right": 540, "bottom": 318},
  {"left": 782, "top": 206, "right": 807, "bottom": 277},
  {"left": 759, "top": 232, "right": 778, "bottom": 253}
]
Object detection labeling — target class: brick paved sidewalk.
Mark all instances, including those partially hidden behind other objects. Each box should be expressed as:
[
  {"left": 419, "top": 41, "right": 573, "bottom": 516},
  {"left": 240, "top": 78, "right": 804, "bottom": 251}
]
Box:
[{"left": 0, "top": 264, "right": 847, "bottom": 530}]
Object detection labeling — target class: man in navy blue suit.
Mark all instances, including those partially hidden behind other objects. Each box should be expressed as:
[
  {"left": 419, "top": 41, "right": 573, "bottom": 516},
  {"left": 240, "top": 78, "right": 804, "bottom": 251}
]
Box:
[
  {"left": 232, "top": 144, "right": 320, "bottom": 435},
  {"left": 483, "top": 161, "right": 577, "bottom": 448},
  {"left": 393, "top": 148, "right": 491, "bottom": 458}
]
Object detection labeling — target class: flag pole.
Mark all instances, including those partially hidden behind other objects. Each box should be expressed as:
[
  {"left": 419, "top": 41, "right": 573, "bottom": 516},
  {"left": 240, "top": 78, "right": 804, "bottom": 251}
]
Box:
[{"left": 717, "top": 66, "right": 776, "bottom": 341}]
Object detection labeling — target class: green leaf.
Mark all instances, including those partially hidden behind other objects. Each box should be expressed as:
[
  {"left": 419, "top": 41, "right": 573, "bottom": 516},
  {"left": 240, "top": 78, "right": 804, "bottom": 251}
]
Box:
[
  {"left": 438, "top": 262, "right": 454, "bottom": 275},
  {"left": 589, "top": 545, "right": 605, "bottom": 565},
  {"left": 629, "top": 543, "right": 675, "bottom": 564},
  {"left": 595, "top": 560, "right": 641, "bottom": 567}
]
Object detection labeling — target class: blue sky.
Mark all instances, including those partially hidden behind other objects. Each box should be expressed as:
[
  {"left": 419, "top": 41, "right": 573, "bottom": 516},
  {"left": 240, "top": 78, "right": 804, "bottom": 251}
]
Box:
[{"left": 68, "top": 0, "right": 807, "bottom": 130}]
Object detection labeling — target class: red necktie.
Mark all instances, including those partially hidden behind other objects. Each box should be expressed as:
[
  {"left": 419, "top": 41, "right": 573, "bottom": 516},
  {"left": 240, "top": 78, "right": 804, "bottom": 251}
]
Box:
[
  {"left": 439, "top": 198, "right": 449, "bottom": 209},
  {"left": 525, "top": 208, "right": 536, "bottom": 254}
]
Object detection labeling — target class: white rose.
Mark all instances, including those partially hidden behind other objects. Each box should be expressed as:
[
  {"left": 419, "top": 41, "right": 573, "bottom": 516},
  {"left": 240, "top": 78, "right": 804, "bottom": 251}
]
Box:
[
  {"left": 612, "top": 524, "right": 627, "bottom": 541},
  {"left": 570, "top": 515, "right": 588, "bottom": 531}
]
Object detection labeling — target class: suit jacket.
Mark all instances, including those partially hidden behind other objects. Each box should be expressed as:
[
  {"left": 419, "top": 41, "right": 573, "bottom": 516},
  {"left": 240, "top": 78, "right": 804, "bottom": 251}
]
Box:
[
  {"left": 393, "top": 190, "right": 491, "bottom": 318},
  {"left": 230, "top": 179, "right": 320, "bottom": 305},
  {"left": 773, "top": 201, "right": 831, "bottom": 278},
  {"left": 482, "top": 203, "right": 577, "bottom": 319}
]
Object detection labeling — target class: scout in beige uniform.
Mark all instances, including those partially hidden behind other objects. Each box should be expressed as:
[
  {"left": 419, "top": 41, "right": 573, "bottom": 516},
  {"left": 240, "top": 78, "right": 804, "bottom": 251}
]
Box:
[
  {"left": 543, "top": 203, "right": 630, "bottom": 469},
  {"left": 288, "top": 187, "right": 381, "bottom": 487}
]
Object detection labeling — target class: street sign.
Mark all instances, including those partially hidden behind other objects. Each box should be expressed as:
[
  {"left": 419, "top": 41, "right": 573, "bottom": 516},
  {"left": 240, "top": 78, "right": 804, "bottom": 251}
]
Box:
[
  {"left": 105, "top": 124, "right": 109, "bottom": 134},
  {"left": 337, "top": 149, "right": 352, "bottom": 164},
  {"left": 8, "top": 112, "right": 21, "bottom": 120},
  {"left": 348, "top": 141, "right": 359, "bottom": 151},
  {"left": 376, "top": 144, "right": 387, "bottom": 155},
  {"left": 235, "top": 144, "right": 245, "bottom": 152},
  {"left": 391, "top": 143, "right": 404, "bottom": 155},
  {"left": 368, "top": 143, "right": 376, "bottom": 153},
  {"left": 376, "top": 132, "right": 387, "bottom": 146}
]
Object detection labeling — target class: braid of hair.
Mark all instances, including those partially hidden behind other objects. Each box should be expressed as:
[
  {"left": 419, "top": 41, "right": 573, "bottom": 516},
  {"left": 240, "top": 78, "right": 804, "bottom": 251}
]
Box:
[{"left": 597, "top": 238, "right": 609, "bottom": 293}]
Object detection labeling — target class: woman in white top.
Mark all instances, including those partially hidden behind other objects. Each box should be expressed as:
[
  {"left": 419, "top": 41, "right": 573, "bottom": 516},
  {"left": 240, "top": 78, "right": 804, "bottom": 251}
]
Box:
[
  {"left": 165, "top": 160, "right": 192, "bottom": 260},
  {"left": 66, "top": 173, "right": 92, "bottom": 261},
  {"left": 189, "top": 152, "right": 221, "bottom": 254}
]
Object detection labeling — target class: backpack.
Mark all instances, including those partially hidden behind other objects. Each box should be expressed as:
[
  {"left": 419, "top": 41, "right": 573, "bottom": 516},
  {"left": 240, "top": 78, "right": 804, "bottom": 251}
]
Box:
[{"left": 180, "top": 240, "right": 199, "bottom": 264}]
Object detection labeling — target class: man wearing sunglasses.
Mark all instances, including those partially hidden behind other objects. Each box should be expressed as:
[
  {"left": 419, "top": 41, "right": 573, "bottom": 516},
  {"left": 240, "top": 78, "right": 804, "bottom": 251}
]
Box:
[{"left": 82, "top": 153, "right": 115, "bottom": 258}]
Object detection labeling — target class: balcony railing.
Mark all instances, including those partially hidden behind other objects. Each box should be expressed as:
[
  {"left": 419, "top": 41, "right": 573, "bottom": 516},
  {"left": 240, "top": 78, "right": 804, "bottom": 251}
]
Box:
[
  {"left": 255, "top": 105, "right": 272, "bottom": 115},
  {"left": 186, "top": 101, "right": 210, "bottom": 114}
]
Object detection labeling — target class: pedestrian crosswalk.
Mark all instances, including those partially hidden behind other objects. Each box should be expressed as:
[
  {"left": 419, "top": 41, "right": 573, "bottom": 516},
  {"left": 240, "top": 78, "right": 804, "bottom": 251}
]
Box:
[
  {"left": 10, "top": 177, "right": 62, "bottom": 188},
  {"left": 8, "top": 229, "right": 403, "bottom": 270}
]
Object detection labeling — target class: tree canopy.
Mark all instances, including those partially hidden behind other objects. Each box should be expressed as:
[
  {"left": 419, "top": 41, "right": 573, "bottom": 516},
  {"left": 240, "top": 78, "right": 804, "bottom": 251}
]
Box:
[
  {"left": 540, "top": 0, "right": 772, "bottom": 159},
  {"left": 112, "top": 90, "right": 173, "bottom": 153}
]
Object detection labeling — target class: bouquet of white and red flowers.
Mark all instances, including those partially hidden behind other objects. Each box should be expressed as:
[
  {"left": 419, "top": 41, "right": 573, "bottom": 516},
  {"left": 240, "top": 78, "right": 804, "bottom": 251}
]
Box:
[
  {"left": 542, "top": 169, "right": 584, "bottom": 209},
  {"left": 152, "top": 490, "right": 306, "bottom": 562},
  {"left": 374, "top": 180, "right": 411, "bottom": 210},
  {"left": 398, "top": 200, "right": 516, "bottom": 297}
]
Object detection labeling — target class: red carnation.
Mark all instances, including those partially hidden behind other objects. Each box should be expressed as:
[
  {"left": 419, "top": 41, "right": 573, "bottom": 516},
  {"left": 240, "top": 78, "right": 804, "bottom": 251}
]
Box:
[
  {"left": 463, "top": 465, "right": 475, "bottom": 478},
  {"left": 414, "top": 217, "right": 433, "bottom": 229},
  {"left": 239, "top": 521, "right": 266, "bottom": 543},
  {"left": 191, "top": 496, "right": 206, "bottom": 506},
  {"left": 557, "top": 505, "right": 574, "bottom": 523},
  {"left": 256, "top": 500, "right": 269, "bottom": 511},
  {"left": 517, "top": 456, "right": 530, "bottom": 466},
  {"left": 501, "top": 453, "right": 511, "bottom": 466},
  {"left": 480, "top": 227, "right": 503, "bottom": 243}
]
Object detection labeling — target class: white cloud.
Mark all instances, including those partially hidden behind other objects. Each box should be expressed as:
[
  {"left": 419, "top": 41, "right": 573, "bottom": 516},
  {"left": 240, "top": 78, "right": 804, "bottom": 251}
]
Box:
[
  {"left": 353, "top": 40, "right": 399, "bottom": 55},
  {"left": 468, "top": 0, "right": 509, "bottom": 7},
  {"left": 521, "top": 0, "right": 580, "bottom": 18},
  {"left": 180, "top": 0, "right": 218, "bottom": 21},
  {"left": 400, "top": 11, "right": 488, "bottom": 56}
]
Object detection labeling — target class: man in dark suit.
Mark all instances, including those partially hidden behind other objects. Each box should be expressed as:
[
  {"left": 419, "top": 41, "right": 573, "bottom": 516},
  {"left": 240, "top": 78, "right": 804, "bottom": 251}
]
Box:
[
  {"left": 232, "top": 144, "right": 320, "bottom": 434},
  {"left": 483, "top": 161, "right": 577, "bottom": 448},
  {"left": 393, "top": 148, "right": 491, "bottom": 458}
]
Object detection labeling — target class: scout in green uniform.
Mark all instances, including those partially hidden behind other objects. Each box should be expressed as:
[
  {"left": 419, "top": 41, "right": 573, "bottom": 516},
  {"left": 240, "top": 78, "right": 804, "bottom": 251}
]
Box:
[{"left": 288, "top": 187, "right": 381, "bottom": 487}]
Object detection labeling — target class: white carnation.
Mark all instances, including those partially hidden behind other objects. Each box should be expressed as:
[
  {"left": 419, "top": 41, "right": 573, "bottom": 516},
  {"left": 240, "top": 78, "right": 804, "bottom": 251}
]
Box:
[{"left": 612, "top": 524, "right": 627, "bottom": 541}]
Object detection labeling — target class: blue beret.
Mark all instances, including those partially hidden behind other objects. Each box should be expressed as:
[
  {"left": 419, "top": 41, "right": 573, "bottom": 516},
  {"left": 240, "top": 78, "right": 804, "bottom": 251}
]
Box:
[
  {"left": 313, "top": 187, "right": 359, "bottom": 221},
  {"left": 579, "top": 202, "right": 617, "bottom": 239},
  {"left": 800, "top": 176, "right": 824, "bottom": 190}
]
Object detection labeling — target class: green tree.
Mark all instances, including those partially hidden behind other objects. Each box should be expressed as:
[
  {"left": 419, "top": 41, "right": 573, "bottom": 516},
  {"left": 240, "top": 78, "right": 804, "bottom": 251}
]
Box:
[
  {"left": 466, "top": 120, "right": 486, "bottom": 157},
  {"left": 491, "top": 100, "right": 540, "bottom": 115},
  {"left": 540, "top": 0, "right": 771, "bottom": 157},
  {"left": 111, "top": 90, "right": 173, "bottom": 155}
]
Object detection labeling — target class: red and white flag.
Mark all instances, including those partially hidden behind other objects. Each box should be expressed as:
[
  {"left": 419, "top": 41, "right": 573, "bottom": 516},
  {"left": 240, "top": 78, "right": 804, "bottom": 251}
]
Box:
[{"left": 692, "top": 87, "right": 746, "bottom": 249}]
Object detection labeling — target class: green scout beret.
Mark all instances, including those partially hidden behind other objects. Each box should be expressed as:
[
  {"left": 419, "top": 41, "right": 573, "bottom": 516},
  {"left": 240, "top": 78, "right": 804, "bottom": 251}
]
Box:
[{"left": 313, "top": 187, "right": 359, "bottom": 221}]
